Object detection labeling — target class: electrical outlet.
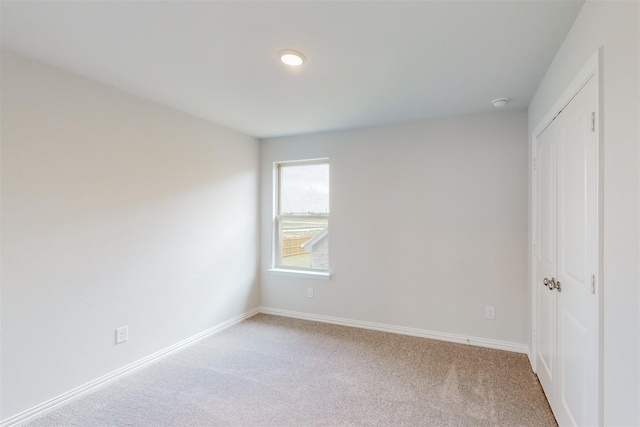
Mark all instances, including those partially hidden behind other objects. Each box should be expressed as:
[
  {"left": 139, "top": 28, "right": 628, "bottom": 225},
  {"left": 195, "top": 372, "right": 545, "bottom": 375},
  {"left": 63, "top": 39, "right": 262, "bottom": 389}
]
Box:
[
  {"left": 486, "top": 307, "right": 495, "bottom": 320},
  {"left": 116, "top": 326, "right": 128, "bottom": 344},
  {"left": 307, "top": 287, "right": 314, "bottom": 298}
]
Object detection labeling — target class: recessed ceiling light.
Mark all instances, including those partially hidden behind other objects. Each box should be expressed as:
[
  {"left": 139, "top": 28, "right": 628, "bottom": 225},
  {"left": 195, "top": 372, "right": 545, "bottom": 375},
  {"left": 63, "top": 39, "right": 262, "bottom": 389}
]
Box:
[
  {"left": 278, "top": 49, "right": 306, "bottom": 67},
  {"left": 492, "top": 98, "right": 510, "bottom": 108}
]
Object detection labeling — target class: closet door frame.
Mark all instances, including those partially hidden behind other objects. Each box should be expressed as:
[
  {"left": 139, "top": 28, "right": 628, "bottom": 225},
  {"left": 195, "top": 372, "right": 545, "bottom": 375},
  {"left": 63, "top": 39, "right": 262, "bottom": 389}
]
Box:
[{"left": 530, "top": 49, "right": 603, "bottom": 425}]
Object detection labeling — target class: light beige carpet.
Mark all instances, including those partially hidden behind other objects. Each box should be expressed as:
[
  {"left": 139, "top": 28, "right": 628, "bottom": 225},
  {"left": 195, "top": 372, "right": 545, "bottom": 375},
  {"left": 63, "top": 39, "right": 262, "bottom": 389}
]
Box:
[{"left": 25, "top": 314, "right": 556, "bottom": 426}]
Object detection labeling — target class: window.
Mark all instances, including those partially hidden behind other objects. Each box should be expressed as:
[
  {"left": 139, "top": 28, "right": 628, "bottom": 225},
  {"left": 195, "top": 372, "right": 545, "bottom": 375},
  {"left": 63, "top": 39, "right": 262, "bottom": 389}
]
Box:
[{"left": 274, "top": 159, "right": 329, "bottom": 272}]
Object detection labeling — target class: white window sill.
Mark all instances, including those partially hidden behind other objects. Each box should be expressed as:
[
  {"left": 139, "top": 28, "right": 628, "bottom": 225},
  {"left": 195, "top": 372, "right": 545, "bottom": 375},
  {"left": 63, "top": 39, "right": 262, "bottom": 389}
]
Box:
[{"left": 268, "top": 268, "right": 332, "bottom": 280}]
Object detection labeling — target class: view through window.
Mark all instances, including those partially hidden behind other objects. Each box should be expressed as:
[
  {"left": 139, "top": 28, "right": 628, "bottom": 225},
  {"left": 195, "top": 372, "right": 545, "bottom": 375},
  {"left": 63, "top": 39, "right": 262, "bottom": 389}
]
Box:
[{"left": 276, "top": 160, "right": 329, "bottom": 271}]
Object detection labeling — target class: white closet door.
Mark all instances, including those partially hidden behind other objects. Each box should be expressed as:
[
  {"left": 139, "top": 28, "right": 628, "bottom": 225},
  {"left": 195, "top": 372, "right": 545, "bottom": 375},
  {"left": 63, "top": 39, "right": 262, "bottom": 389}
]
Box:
[
  {"left": 555, "top": 75, "right": 598, "bottom": 427},
  {"left": 536, "top": 113, "right": 559, "bottom": 406},
  {"left": 535, "top": 75, "right": 598, "bottom": 427}
]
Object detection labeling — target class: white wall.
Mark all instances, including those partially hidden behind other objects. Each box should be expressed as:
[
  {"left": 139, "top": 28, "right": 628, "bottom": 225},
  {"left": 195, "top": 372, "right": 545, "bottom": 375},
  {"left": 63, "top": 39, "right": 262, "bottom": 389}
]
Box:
[
  {"left": 260, "top": 111, "right": 529, "bottom": 346},
  {"left": 527, "top": 1, "right": 640, "bottom": 425},
  {"left": 0, "top": 50, "right": 260, "bottom": 420}
]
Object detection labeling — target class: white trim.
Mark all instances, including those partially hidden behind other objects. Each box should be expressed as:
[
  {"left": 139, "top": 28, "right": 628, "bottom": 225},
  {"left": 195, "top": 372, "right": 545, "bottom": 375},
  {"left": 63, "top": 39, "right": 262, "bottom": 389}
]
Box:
[
  {"left": 267, "top": 268, "right": 331, "bottom": 280},
  {"left": 531, "top": 50, "right": 600, "bottom": 368},
  {"left": 532, "top": 51, "right": 599, "bottom": 138},
  {"left": 596, "top": 50, "right": 605, "bottom": 427},
  {"left": 276, "top": 157, "right": 329, "bottom": 167},
  {"left": 260, "top": 307, "right": 529, "bottom": 354},
  {"left": 0, "top": 308, "right": 261, "bottom": 427},
  {"left": 530, "top": 48, "right": 602, "bottom": 425}
]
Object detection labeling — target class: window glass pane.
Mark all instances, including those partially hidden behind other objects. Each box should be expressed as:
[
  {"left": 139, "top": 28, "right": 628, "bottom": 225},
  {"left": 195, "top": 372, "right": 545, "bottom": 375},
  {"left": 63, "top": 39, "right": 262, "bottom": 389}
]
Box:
[
  {"left": 280, "top": 217, "right": 329, "bottom": 269},
  {"left": 280, "top": 163, "right": 329, "bottom": 214}
]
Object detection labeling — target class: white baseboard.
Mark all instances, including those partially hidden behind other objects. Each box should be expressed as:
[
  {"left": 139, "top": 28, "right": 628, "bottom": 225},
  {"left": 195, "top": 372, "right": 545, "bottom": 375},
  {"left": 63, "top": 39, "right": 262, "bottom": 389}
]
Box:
[
  {"left": 0, "top": 307, "right": 261, "bottom": 427},
  {"left": 527, "top": 347, "right": 535, "bottom": 369},
  {"left": 2, "top": 306, "right": 529, "bottom": 426},
  {"left": 260, "top": 307, "right": 529, "bottom": 354}
]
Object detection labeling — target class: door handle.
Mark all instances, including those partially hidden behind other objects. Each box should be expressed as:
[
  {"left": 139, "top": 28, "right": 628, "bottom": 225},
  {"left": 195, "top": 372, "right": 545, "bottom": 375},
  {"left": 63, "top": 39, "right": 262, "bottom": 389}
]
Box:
[
  {"left": 543, "top": 277, "right": 562, "bottom": 292},
  {"left": 552, "top": 278, "right": 562, "bottom": 292}
]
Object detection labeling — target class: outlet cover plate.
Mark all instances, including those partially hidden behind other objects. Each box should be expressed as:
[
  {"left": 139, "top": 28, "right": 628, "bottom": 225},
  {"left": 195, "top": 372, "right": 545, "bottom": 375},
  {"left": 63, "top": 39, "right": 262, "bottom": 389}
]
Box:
[
  {"left": 485, "top": 307, "right": 495, "bottom": 320},
  {"left": 116, "top": 326, "right": 128, "bottom": 344}
]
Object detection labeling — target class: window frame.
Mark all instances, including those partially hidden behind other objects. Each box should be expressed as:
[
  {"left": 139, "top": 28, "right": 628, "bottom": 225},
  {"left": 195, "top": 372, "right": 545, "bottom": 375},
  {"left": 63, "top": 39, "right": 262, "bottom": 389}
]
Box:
[{"left": 272, "top": 158, "right": 330, "bottom": 275}]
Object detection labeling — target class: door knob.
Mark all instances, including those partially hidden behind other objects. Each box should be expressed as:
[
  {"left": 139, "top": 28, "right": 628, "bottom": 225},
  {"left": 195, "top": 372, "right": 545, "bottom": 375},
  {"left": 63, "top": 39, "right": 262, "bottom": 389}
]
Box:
[
  {"left": 543, "top": 277, "right": 562, "bottom": 292},
  {"left": 552, "top": 278, "right": 562, "bottom": 292}
]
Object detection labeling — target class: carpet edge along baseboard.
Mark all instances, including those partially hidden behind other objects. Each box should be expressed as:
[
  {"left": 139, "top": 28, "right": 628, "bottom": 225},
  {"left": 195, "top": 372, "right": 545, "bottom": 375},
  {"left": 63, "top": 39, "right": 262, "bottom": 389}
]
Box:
[
  {"left": 2, "top": 307, "right": 529, "bottom": 427},
  {"left": 259, "top": 307, "right": 529, "bottom": 354},
  {"left": 0, "top": 308, "right": 262, "bottom": 427}
]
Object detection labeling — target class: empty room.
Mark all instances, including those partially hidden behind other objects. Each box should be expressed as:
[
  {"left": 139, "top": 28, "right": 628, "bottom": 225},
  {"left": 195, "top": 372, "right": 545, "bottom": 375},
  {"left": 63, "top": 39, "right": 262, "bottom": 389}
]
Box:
[{"left": 1, "top": 1, "right": 638, "bottom": 426}]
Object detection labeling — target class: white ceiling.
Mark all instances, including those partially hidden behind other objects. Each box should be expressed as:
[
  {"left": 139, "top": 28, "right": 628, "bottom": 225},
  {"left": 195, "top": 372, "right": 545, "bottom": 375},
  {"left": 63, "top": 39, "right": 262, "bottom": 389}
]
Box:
[{"left": 1, "top": 1, "right": 584, "bottom": 139}]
